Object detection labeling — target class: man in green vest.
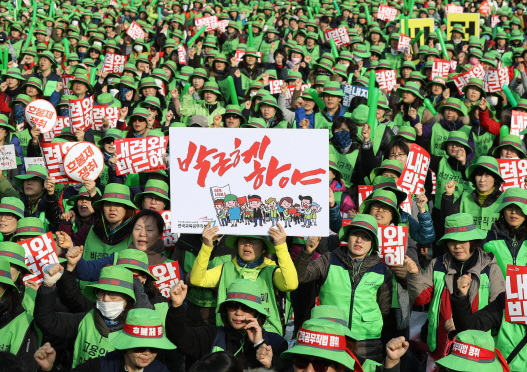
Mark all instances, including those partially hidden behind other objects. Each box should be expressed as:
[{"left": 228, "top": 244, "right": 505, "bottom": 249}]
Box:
[{"left": 33, "top": 50, "right": 63, "bottom": 98}]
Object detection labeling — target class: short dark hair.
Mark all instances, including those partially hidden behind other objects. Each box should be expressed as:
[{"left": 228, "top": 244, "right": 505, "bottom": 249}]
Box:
[
  {"left": 331, "top": 116, "right": 358, "bottom": 138},
  {"left": 131, "top": 209, "right": 165, "bottom": 237},
  {"left": 320, "top": 16, "right": 330, "bottom": 24},
  {"left": 188, "top": 352, "right": 243, "bottom": 372},
  {"left": 384, "top": 140, "right": 411, "bottom": 160}
]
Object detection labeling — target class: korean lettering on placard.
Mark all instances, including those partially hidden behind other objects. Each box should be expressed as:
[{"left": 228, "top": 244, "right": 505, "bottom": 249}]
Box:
[
  {"left": 20, "top": 232, "right": 60, "bottom": 284},
  {"left": 343, "top": 86, "right": 368, "bottom": 109},
  {"left": 102, "top": 53, "right": 128, "bottom": 75},
  {"left": 324, "top": 27, "right": 350, "bottom": 47},
  {"left": 127, "top": 21, "right": 145, "bottom": 40},
  {"left": 510, "top": 111, "right": 527, "bottom": 139},
  {"left": 64, "top": 144, "right": 98, "bottom": 180},
  {"left": 446, "top": 4, "right": 464, "bottom": 13},
  {"left": 41, "top": 142, "right": 76, "bottom": 183},
  {"left": 358, "top": 185, "right": 373, "bottom": 207},
  {"left": 177, "top": 46, "right": 187, "bottom": 66},
  {"left": 69, "top": 96, "right": 94, "bottom": 132},
  {"left": 159, "top": 211, "right": 179, "bottom": 249},
  {"left": 217, "top": 19, "right": 229, "bottom": 33},
  {"left": 491, "top": 15, "right": 500, "bottom": 28},
  {"left": 285, "top": 84, "right": 311, "bottom": 109},
  {"left": 115, "top": 136, "right": 168, "bottom": 176},
  {"left": 483, "top": 68, "right": 502, "bottom": 93},
  {"left": 397, "top": 144, "right": 430, "bottom": 195},
  {"left": 453, "top": 64, "right": 486, "bottom": 94},
  {"left": 431, "top": 58, "right": 450, "bottom": 80},
  {"left": 177, "top": 135, "right": 326, "bottom": 189},
  {"left": 92, "top": 106, "right": 120, "bottom": 131},
  {"left": 498, "top": 159, "right": 527, "bottom": 191},
  {"left": 375, "top": 70, "right": 397, "bottom": 94},
  {"left": 26, "top": 104, "right": 55, "bottom": 130},
  {"left": 62, "top": 74, "right": 75, "bottom": 95},
  {"left": 377, "top": 225, "right": 408, "bottom": 266},
  {"left": 195, "top": 16, "right": 218, "bottom": 32},
  {"left": 397, "top": 33, "right": 411, "bottom": 54},
  {"left": 42, "top": 117, "right": 70, "bottom": 142},
  {"left": 505, "top": 265, "right": 527, "bottom": 324},
  {"left": 269, "top": 80, "right": 284, "bottom": 95},
  {"left": 376, "top": 4, "right": 397, "bottom": 21},
  {"left": 149, "top": 261, "right": 181, "bottom": 298}
]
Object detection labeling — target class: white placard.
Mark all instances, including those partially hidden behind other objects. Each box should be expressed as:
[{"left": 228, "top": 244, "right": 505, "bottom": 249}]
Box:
[
  {"left": 63, "top": 142, "right": 105, "bottom": 182},
  {"left": 0, "top": 144, "right": 17, "bottom": 170},
  {"left": 25, "top": 99, "right": 57, "bottom": 134}
]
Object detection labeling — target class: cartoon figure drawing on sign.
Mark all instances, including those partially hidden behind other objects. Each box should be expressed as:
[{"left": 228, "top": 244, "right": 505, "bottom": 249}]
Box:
[
  {"left": 265, "top": 197, "right": 279, "bottom": 227},
  {"left": 293, "top": 204, "right": 301, "bottom": 224},
  {"left": 224, "top": 194, "right": 242, "bottom": 227},
  {"left": 279, "top": 197, "right": 293, "bottom": 228},
  {"left": 248, "top": 194, "right": 264, "bottom": 227},
  {"left": 299, "top": 195, "right": 322, "bottom": 228},
  {"left": 214, "top": 199, "right": 228, "bottom": 226}
]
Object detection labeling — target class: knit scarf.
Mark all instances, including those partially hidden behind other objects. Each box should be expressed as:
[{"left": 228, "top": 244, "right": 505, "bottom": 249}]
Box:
[
  {"left": 477, "top": 186, "right": 496, "bottom": 206},
  {"left": 236, "top": 254, "right": 264, "bottom": 269}
]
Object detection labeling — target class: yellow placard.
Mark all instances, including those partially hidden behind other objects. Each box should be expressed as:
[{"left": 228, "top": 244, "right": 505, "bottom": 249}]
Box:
[
  {"left": 399, "top": 18, "right": 434, "bottom": 48},
  {"left": 447, "top": 13, "right": 480, "bottom": 41}
]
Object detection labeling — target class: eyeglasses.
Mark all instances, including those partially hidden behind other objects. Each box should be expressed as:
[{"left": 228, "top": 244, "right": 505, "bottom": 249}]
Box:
[
  {"left": 293, "top": 356, "right": 334, "bottom": 372},
  {"left": 144, "top": 195, "right": 165, "bottom": 204},
  {"left": 133, "top": 347, "right": 159, "bottom": 354},
  {"left": 0, "top": 213, "right": 15, "bottom": 221},
  {"left": 225, "top": 114, "right": 240, "bottom": 119},
  {"left": 226, "top": 302, "right": 254, "bottom": 313},
  {"left": 94, "top": 290, "right": 122, "bottom": 300},
  {"left": 389, "top": 153, "right": 406, "bottom": 160},
  {"left": 370, "top": 203, "right": 392, "bottom": 213}
]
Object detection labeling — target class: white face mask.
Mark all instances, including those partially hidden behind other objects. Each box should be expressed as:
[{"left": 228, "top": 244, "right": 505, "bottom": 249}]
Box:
[
  {"left": 341, "top": 62, "right": 350, "bottom": 68},
  {"left": 250, "top": 92, "right": 257, "bottom": 97},
  {"left": 183, "top": 4, "right": 188, "bottom": 11},
  {"left": 487, "top": 96, "right": 498, "bottom": 107},
  {"left": 97, "top": 300, "right": 125, "bottom": 320},
  {"left": 134, "top": 45, "right": 143, "bottom": 53}
]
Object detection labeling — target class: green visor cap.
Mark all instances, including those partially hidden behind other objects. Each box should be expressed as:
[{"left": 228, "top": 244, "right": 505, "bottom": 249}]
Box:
[
  {"left": 491, "top": 134, "right": 526, "bottom": 158},
  {"left": 437, "top": 213, "right": 487, "bottom": 246},
  {"left": 83, "top": 265, "right": 136, "bottom": 303},
  {"left": 493, "top": 187, "right": 527, "bottom": 215},
  {"left": 370, "top": 176, "right": 407, "bottom": 206},
  {"left": 440, "top": 130, "right": 472, "bottom": 154},
  {"left": 461, "top": 78, "right": 486, "bottom": 98},
  {"left": 338, "top": 213, "right": 379, "bottom": 251},
  {"left": 14, "top": 164, "right": 48, "bottom": 190},
  {"left": 466, "top": 156, "right": 504, "bottom": 182},
  {"left": 114, "top": 249, "right": 159, "bottom": 281},
  {"left": 0, "top": 242, "right": 32, "bottom": 275},
  {"left": 223, "top": 105, "right": 246, "bottom": 123},
  {"left": 281, "top": 319, "right": 356, "bottom": 370},
  {"left": 11, "top": 217, "right": 46, "bottom": 241},
  {"left": 218, "top": 279, "right": 270, "bottom": 317},
  {"left": 322, "top": 81, "right": 345, "bottom": 97},
  {"left": 92, "top": 183, "right": 139, "bottom": 210},
  {"left": 134, "top": 180, "right": 170, "bottom": 205},
  {"left": 97, "top": 128, "right": 123, "bottom": 146},
  {"left": 0, "top": 257, "right": 18, "bottom": 292},
  {"left": 369, "top": 159, "right": 403, "bottom": 182},
  {"left": 0, "top": 196, "right": 24, "bottom": 219},
  {"left": 360, "top": 189, "right": 402, "bottom": 224},
  {"left": 109, "top": 308, "right": 176, "bottom": 350},
  {"left": 225, "top": 234, "right": 275, "bottom": 254}
]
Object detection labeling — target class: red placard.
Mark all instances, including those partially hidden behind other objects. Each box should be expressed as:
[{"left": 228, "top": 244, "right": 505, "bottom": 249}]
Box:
[
  {"left": 511, "top": 111, "right": 527, "bottom": 139},
  {"left": 62, "top": 74, "right": 75, "bottom": 95},
  {"left": 69, "top": 96, "right": 94, "bottom": 132},
  {"left": 324, "top": 27, "right": 350, "bottom": 47},
  {"left": 446, "top": 4, "right": 464, "bottom": 13},
  {"left": 505, "top": 265, "right": 527, "bottom": 324},
  {"left": 479, "top": 0, "right": 490, "bottom": 14},
  {"left": 483, "top": 62, "right": 509, "bottom": 93},
  {"left": 377, "top": 225, "right": 409, "bottom": 266},
  {"left": 20, "top": 232, "right": 60, "bottom": 284},
  {"left": 92, "top": 106, "right": 120, "bottom": 131},
  {"left": 397, "top": 33, "right": 411, "bottom": 54},
  {"left": 285, "top": 84, "right": 311, "bottom": 109},
  {"left": 195, "top": 16, "right": 218, "bottom": 32},
  {"left": 110, "top": 0, "right": 119, "bottom": 7},
  {"left": 431, "top": 58, "right": 450, "bottom": 80},
  {"left": 376, "top": 4, "right": 397, "bottom": 21},
  {"left": 127, "top": 21, "right": 145, "bottom": 40},
  {"left": 42, "top": 116, "right": 71, "bottom": 143},
  {"left": 102, "top": 53, "right": 128, "bottom": 75},
  {"left": 397, "top": 144, "right": 430, "bottom": 195},
  {"left": 358, "top": 185, "right": 373, "bottom": 206},
  {"left": 269, "top": 80, "right": 284, "bottom": 95},
  {"left": 375, "top": 70, "right": 397, "bottom": 93},
  {"left": 177, "top": 45, "right": 187, "bottom": 66},
  {"left": 491, "top": 15, "right": 500, "bottom": 28},
  {"left": 40, "top": 141, "right": 78, "bottom": 183},
  {"left": 149, "top": 261, "right": 182, "bottom": 298},
  {"left": 498, "top": 159, "right": 527, "bottom": 191},
  {"left": 115, "top": 136, "right": 168, "bottom": 176},
  {"left": 158, "top": 211, "right": 178, "bottom": 249},
  {"left": 453, "top": 64, "right": 486, "bottom": 95}
]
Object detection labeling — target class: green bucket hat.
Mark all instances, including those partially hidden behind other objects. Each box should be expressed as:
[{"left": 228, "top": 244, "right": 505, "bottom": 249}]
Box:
[
  {"left": 11, "top": 217, "right": 46, "bottom": 241},
  {"left": 438, "top": 97, "right": 468, "bottom": 116},
  {"left": 313, "top": 58, "right": 334, "bottom": 73},
  {"left": 92, "top": 183, "right": 139, "bottom": 210},
  {"left": 218, "top": 279, "right": 270, "bottom": 317},
  {"left": 83, "top": 265, "right": 136, "bottom": 303},
  {"left": 461, "top": 78, "right": 486, "bottom": 97},
  {"left": 436, "top": 330, "right": 509, "bottom": 372},
  {"left": 322, "top": 81, "right": 345, "bottom": 97},
  {"left": 0, "top": 257, "right": 18, "bottom": 292},
  {"left": 256, "top": 95, "right": 280, "bottom": 113},
  {"left": 14, "top": 164, "right": 48, "bottom": 191},
  {"left": 437, "top": 213, "right": 487, "bottom": 245},
  {"left": 338, "top": 213, "right": 379, "bottom": 251},
  {"left": 134, "top": 180, "right": 170, "bottom": 206},
  {"left": 491, "top": 134, "right": 526, "bottom": 158},
  {"left": 241, "top": 117, "right": 267, "bottom": 128},
  {"left": 66, "top": 185, "right": 101, "bottom": 207},
  {"left": 360, "top": 189, "right": 402, "bottom": 224},
  {"left": 199, "top": 81, "right": 223, "bottom": 98},
  {"left": 369, "top": 159, "right": 403, "bottom": 181},
  {"left": 354, "top": 44, "right": 371, "bottom": 59},
  {"left": 309, "top": 305, "right": 360, "bottom": 340},
  {"left": 493, "top": 187, "right": 527, "bottom": 216},
  {"left": 0, "top": 197, "right": 24, "bottom": 220},
  {"left": 139, "top": 77, "right": 159, "bottom": 92},
  {"left": 67, "top": 74, "right": 93, "bottom": 93},
  {"left": 109, "top": 308, "right": 175, "bottom": 350},
  {"left": 466, "top": 156, "right": 504, "bottom": 184},
  {"left": 21, "top": 77, "right": 43, "bottom": 93},
  {"left": 370, "top": 176, "right": 408, "bottom": 206},
  {"left": 114, "top": 249, "right": 159, "bottom": 281},
  {"left": 396, "top": 81, "right": 424, "bottom": 100},
  {"left": 440, "top": 130, "right": 472, "bottom": 154},
  {"left": 350, "top": 104, "right": 369, "bottom": 124},
  {"left": 0, "top": 242, "right": 31, "bottom": 275},
  {"left": 225, "top": 233, "right": 275, "bottom": 253},
  {"left": 2, "top": 67, "right": 25, "bottom": 82},
  {"left": 0, "top": 113, "right": 14, "bottom": 132},
  {"left": 126, "top": 108, "right": 150, "bottom": 125},
  {"left": 390, "top": 126, "right": 416, "bottom": 142},
  {"left": 223, "top": 105, "right": 246, "bottom": 124}
]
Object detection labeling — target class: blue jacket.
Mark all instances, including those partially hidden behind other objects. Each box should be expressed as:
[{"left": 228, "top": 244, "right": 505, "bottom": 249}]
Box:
[
  {"left": 76, "top": 254, "right": 114, "bottom": 281},
  {"left": 295, "top": 106, "right": 315, "bottom": 129},
  {"left": 9, "top": 133, "right": 25, "bottom": 173}
]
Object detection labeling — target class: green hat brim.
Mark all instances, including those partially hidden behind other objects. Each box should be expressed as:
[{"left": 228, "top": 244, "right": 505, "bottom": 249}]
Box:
[
  {"left": 0, "top": 274, "right": 18, "bottom": 292},
  {"left": 92, "top": 196, "right": 138, "bottom": 210},
  {"left": 0, "top": 205, "right": 23, "bottom": 219},
  {"left": 225, "top": 235, "right": 275, "bottom": 254},
  {"left": 134, "top": 190, "right": 170, "bottom": 205},
  {"left": 436, "top": 227, "right": 487, "bottom": 246},
  {"left": 396, "top": 86, "right": 424, "bottom": 100},
  {"left": 338, "top": 225, "right": 379, "bottom": 251},
  {"left": 0, "top": 250, "right": 31, "bottom": 276},
  {"left": 494, "top": 197, "right": 527, "bottom": 215},
  {"left": 436, "top": 351, "right": 503, "bottom": 372},
  {"left": 219, "top": 295, "right": 269, "bottom": 318},
  {"left": 439, "top": 138, "right": 472, "bottom": 154},
  {"left": 256, "top": 100, "right": 280, "bottom": 112},
  {"left": 82, "top": 281, "right": 136, "bottom": 303},
  {"left": 281, "top": 342, "right": 355, "bottom": 370},
  {"left": 360, "top": 198, "right": 402, "bottom": 224},
  {"left": 466, "top": 163, "right": 505, "bottom": 183},
  {"left": 116, "top": 261, "right": 159, "bottom": 282},
  {"left": 491, "top": 143, "right": 526, "bottom": 158},
  {"left": 14, "top": 172, "right": 46, "bottom": 191},
  {"left": 461, "top": 83, "right": 486, "bottom": 97},
  {"left": 109, "top": 329, "right": 176, "bottom": 350}
]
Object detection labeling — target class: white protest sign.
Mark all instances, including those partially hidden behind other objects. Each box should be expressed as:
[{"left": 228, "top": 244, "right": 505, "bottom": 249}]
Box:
[
  {"left": 24, "top": 157, "right": 45, "bottom": 171},
  {"left": 0, "top": 145, "right": 17, "bottom": 170},
  {"left": 397, "top": 33, "right": 411, "bottom": 54},
  {"left": 25, "top": 99, "right": 57, "bottom": 134},
  {"left": 92, "top": 106, "right": 120, "bottom": 131},
  {"left": 63, "top": 142, "right": 104, "bottom": 182},
  {"left": 511, "top": 111, "right": 527, "bottom": 139},
  {"left": 169, "top": 128, "right": 329, "bottom": 235},
  {"left": 41, "top": 141, "right": 79, "bottom": 183},
  {"left": 21, "top": 232, "right": 60, "bottom": 284},
  {"left": 127, "top": 21, "right": 145, "bottom": 40}
]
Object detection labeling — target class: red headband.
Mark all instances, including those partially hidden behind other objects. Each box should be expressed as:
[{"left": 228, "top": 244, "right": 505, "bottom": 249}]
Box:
[{"left": 123, "top": 324, "right": 164, "bottom": 338}]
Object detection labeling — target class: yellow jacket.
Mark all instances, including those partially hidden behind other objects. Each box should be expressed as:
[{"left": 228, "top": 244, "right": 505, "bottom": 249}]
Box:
[{"left": 190, "top": 242, "right": 298, "bottom": 292}]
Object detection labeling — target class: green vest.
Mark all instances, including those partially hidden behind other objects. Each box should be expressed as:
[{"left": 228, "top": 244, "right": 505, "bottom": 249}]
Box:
[
  {"left": 496, "top": 311, "right": 527, "bottom": 371},
  {"left": 259, "top": 41, "right": 277, "bottom": 63},
  {"left": 216, "top": 260, "right": 283, "bottom": 335},
  {"left": 314, "top": 112, "right": 351, "bottom": 133},
  {"left": 14, "top": 129, "right": 32, "bottom": 157},
  {"left": 240, "top": 73, "right": 262, "bottom": 91},
  {"left": 43, "top": 80, "right": 58, "bottom": 98},
  {"left": 430, "top": 122, "right": 471, "bottom": 158},
  {"left": 21, "top": 286, "right": 37, "bottom": 317},
  {"left": 459, "top": 192, "right": 500, "bottom": 231},
  {"left": 0, "top": 311, "right": 34, "bottom": 354},
  {"left": 72, "top": 310, "right": 114, "bottom": 367},
  {"left": 426, "top": 261, "right": 490, "bottom": 353},
  {"left": 392, "top": 106, "right": 425, "bottom": 131},
  {"left": 434, "top": 157, "right": 474, "bottom": 209},
  {"left": 319, "top": 253, "right": 387, "bottom": 341},
  {"left": 184, "top": 250, "right": 231, "bottom": 308},
  {"left": 471, "top": 130, "right": 496, "bottom": 165},
  {"left": 271, "top": 120, "right": 292, "bottom": 129},
  {"left": 329, "top": 145, "right": 359, "bottom": 188},
  {"left": 302, "top": 45, "right": 320, "bottom": 68},
  {"left": 222, "top": 35, "right": 239, "bottom": 56},
  {"left": 252, "top": 33, "right": 264, "bottom": 50},
  {"left": 216, "top": 78, "right": 231, "bottom": 101},
  {"left": 484, "top": 240, "right": 527, "bottom": 278}
]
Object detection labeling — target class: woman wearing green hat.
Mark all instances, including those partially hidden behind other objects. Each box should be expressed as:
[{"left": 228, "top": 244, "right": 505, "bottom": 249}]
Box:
[
  {"left": 180, "top": 82, "right": 226, "bottom": 126},
  {"left": 391, "top": 81, "right": 434, "bottom": 130},
  {"left": 254, "top": 94, "right": 293, "bottom": 128},
  {"left": 34, "top": 264, "right": 138, "bottom": 367},
  {"left": 0, "top": 256, "right": 39, "bottom": 370},
  {"left": 190, "top": 222, "right": 297, "bottom": 336},
  {"left": 404, "top": 212, "right": 503, "bottom": 368},
  {"left": 0, "top": 196, "right": 25, "bottom": 241},
  {"left": 35, "top": 308, "right": 175, "bottom": 372},
  {"left": 238, "top": 47, "right": 265, "bottom": 90},
  {"left": 0, "top": 67, "right": 25, "bottom": 115}
]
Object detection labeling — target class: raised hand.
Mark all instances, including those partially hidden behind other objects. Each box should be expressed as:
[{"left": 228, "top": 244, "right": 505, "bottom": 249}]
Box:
[
  {"left": 268, "top": 223, "right": 286, "bottom": 246},
  {"left": 416, "top": 191, "right": 427, "bottom": 214},
  {"left": 56, "top": 231, "right": 73, "bottom": 250},
  {"left": 305, "top": 236, "right": 321, "bottom": 253},
  {"left": 256, "top": 344, "right": 273, "bottom": 369},
  {"left": 44, "top": 176, "right": 55, "bottom": 195},
  {"left": 169, "top": 280, "right": 188, "bottom": 307},
  {"left": 202, "top": 222, "right": 220, "bottom": 247},
  {"left": 34, "top": 342, "right": 56, "bottom": 372},
  {"left": 457, "top": 273, "right": 472, "bottom": 296},
  {"left": 403, "top": 255, "right": 419, "bottom": 274},
  {"left": 385, "top": 337, "right": 409, "bottom": 369},
  {"left": 66, "top": 245, "right": 84, "bottom": 272}
]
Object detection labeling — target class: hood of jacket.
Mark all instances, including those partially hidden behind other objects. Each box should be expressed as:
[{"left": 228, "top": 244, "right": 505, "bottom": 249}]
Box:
[
  {"left": 330, "top": 179, "right": 346, "bottom": 192},
  {"left": 433, "top": 112, "right": 471, "bottom": 129}
]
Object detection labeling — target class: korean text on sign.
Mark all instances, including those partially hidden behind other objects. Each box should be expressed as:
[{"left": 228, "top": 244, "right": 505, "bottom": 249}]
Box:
[
  {"left": 397, "top": 144, "right": 430, "bottom": 195},
  {"left": 483, "top": 62, "right": 509, "bottom": 93},
  {"left": 64, "top": 143, "right": 103, "bottom": 182},
  {"left": 149, "top": 261, "right": 182, "bottom": 299},
  {"left": 285, "top": 84, "right": 311, "bottom": 109},
  {"left": 177, "top": 46, "right": 187, "bottom": 66},
  {"left": 505, "top": 265, "right": 527, "bottom": 324},
  {"left": 115, "top": 136, "right": 168, "bottom": 176},
  {"left": 510, "top": 111, "right": 527, "bottom": 139},
  {"left": 62, "top": 74, "right": 75, "bottom": 95},
  {"left": 159, "top": 210, "right": 179, "bottom": 249},
  {"left": 102, "top": 53, "right": 128, "bottom": 75},
  {"left": 25, "top": 100, "right": 56, "bottom": 133},
  {"left": 92, "top": 106, "right": 120, "bottom": 131},
  {"left": 195, "top": 16, "right": 218, "bottom": 32},
  {"left": 69, "top": 96, "right": 94, "bottom": 132},
  {"left": 453, "top": 64, "right": 486, "bottom": 94},
  {"left": 127, "top": 21, "right": 145, "bottom": 40},
  {"left": 397, "top": 33, "right": 411, "bottom": 54},
  {"left": 269, "top": 80, "right": 284, "bottom": 95},
  {"left": 20, "top": 232, "right": 60, "bottom": 284},
  {"left": 324, "top": 27, "right": 350, "bottom": 47},
  {"left": 42, "top": 117, "right": 70, "bottom": 142},
  {"left": 498, "top": 159, "right": 527, "bottom": 191},
  {"left": 377, "top": 225, "right": 408, "bottom": 266},
  {"left": 217, "top": 19, "right": 229, "bottom": 33},
  {"left": 41, "top": 141, "right": 77, "bottom": 183},
  {"left": 431, "top": 58, "right": 450, "bottom": 80},
  {"left": 375, "top": 70, "right": 397, "bottom": 93},
  {"left": 343, "top": 86, "right": 368, "bottom": 109},
  {"left": 376, "top": 4, "right": 397, "bottom": 21},
  {"left": 446, "top": 4, "right": 464, "bottom": 13}
]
